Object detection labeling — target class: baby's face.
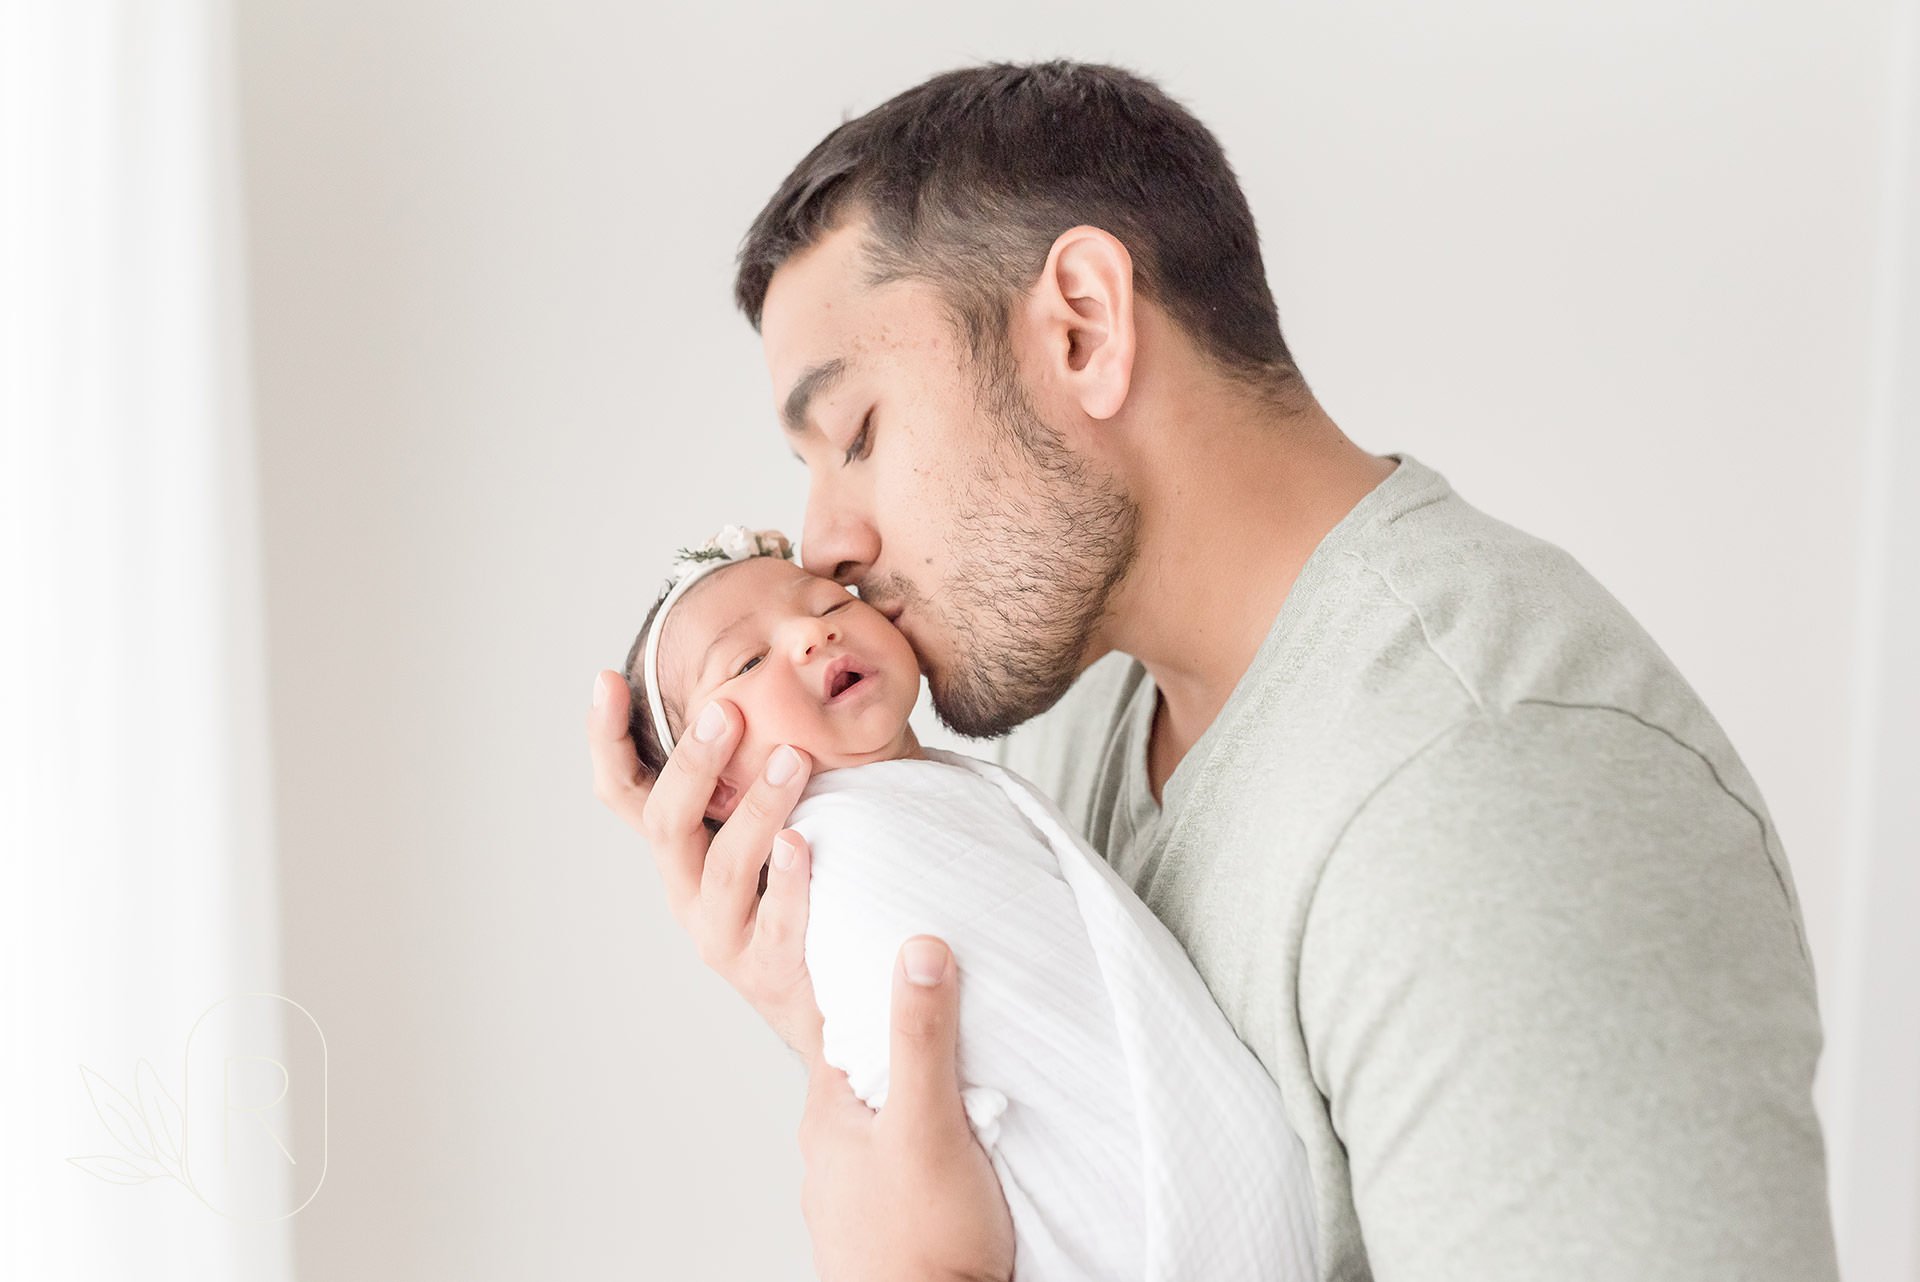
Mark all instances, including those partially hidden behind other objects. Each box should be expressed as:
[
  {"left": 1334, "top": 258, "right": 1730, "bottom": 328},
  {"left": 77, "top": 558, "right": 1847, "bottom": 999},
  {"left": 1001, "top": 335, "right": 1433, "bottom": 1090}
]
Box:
[{"left": 660, "top": 556, "right": 922, "bottom": 821}]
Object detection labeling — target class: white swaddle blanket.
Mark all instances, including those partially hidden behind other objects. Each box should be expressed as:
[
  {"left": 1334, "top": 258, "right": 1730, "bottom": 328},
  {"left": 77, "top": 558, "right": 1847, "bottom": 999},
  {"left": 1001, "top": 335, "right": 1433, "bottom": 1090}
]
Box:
[{"left": 789, "top": 747, "right": 1318, "bottom": 1282}]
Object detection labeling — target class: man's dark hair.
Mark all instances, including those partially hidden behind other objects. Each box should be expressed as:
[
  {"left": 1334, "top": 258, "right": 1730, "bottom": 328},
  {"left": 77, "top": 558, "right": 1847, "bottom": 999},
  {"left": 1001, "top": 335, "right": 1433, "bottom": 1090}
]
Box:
[{"left": 734, "top": 60, "right": 1303, "bottom": 401}]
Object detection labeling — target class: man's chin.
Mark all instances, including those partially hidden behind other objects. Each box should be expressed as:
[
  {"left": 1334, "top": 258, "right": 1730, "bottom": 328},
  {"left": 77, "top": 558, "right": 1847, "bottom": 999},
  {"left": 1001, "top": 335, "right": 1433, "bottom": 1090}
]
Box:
[{"left": 926, "top": 664, "right": 1076, "bottom": 742}]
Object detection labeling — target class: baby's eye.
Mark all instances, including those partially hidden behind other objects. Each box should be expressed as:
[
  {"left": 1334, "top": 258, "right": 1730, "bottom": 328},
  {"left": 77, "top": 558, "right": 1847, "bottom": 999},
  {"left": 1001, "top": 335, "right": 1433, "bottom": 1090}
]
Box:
[
  {"left": 735, "top": 653, "right": 763, "bottom": 678},
  {"left": 822, "top": 599, "right": 851, "bottom": 614}
]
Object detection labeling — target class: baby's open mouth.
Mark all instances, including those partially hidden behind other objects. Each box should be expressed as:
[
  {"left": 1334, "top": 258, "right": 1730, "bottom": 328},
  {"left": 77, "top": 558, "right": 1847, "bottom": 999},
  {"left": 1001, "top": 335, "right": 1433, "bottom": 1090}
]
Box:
[{"left": 822, "top": 657, "right": 872, "bottom": 702}]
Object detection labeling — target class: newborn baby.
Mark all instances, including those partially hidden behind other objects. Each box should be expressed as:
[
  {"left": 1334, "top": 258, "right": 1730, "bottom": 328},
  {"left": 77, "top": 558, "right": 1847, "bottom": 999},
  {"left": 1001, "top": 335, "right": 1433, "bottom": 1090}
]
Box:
[{"left": 623, "top": 526, "right": 1316, "bottom": 1282}]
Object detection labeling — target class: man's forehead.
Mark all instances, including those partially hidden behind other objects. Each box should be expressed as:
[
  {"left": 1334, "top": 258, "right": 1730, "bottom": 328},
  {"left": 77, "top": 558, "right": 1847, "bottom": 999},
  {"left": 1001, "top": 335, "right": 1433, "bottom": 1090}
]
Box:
[
  {"left": 760, "top": 224, "right": 961, "bottom": 441},
  {"left": 760, "top": 222, "right": 874, "bottom": 391}
]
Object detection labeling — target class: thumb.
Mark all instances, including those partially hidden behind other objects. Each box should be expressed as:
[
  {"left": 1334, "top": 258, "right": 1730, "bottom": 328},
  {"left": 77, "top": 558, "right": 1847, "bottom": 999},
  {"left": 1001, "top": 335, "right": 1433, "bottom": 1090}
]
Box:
[{"left": 883, "top": 936, "right": 967, "bottom": 1133}]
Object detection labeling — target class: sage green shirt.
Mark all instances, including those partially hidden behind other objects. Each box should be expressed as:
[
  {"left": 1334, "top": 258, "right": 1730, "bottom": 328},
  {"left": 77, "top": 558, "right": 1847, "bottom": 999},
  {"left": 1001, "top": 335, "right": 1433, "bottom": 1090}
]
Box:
[{"left": 987, "top": 453, "right": 1837, "bottom": 1281}]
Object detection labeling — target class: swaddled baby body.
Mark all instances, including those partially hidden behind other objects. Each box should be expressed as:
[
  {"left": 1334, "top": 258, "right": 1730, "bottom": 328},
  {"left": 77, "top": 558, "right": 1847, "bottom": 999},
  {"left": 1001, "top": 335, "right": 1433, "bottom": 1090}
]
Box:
[{"left": 623, "top": 528, "right": 1316, "bottom": 1281}]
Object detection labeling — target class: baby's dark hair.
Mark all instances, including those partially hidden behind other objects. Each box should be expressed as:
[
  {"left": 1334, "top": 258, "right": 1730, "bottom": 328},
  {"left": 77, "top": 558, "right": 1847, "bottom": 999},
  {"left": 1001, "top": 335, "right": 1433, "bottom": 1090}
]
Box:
[
  {"left": 623, "top": 583, "right": 732, "bottom": 838},
  {"left": 622, "top": 588, "right": 676, "bottom": 782}
]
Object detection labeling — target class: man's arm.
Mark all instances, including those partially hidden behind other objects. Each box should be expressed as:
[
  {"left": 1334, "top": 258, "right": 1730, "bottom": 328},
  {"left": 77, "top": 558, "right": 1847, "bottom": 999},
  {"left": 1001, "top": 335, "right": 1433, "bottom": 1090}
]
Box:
[{"left": 1299, "top": 702, "right": 1838, "bottom": 1280}]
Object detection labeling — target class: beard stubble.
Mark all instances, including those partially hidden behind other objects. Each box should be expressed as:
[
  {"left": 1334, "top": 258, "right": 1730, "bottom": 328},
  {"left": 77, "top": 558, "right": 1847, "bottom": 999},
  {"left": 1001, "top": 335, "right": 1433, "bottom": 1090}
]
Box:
[{"left": 907, "top": 364, "right": 1143, "bottom": 740}]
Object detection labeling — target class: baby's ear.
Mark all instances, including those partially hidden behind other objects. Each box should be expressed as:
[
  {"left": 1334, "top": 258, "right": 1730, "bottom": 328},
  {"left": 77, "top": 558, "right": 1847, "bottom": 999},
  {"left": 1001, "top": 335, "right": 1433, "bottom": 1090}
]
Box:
[{"left": 705, "top": 775, "right": 741, "bottom": 824}]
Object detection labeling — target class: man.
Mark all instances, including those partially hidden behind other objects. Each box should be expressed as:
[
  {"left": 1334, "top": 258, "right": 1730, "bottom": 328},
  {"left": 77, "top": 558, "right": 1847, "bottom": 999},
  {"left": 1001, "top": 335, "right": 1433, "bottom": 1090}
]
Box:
[{"left": 588, "top": 60, "right": 1838, "bottom": 1280}]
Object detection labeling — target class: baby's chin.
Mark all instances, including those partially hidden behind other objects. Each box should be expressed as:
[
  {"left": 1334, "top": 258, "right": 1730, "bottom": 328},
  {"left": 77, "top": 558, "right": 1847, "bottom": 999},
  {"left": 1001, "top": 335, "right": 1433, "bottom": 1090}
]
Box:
[{"left": 704, "top": 733, "right": 917, "bottom": 823}]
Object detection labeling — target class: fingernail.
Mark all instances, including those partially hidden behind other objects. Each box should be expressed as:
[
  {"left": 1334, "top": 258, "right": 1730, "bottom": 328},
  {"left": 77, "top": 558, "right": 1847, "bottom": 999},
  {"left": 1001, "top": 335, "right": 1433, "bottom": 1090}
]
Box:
[
  {"left": 772, "top": 835, "right": 797, "bottom": 871},
  {"left": 591, "top": 673, "right": 607, "bottom": 709},
  {"left": 765, "top": 745, "right": 800, "bottom": 786},
  {"left": 694, "top": 703, "right": 725, "bottom": 743},
  {"left": 903, "top": 938, "right": 947, "bottom": 987}
]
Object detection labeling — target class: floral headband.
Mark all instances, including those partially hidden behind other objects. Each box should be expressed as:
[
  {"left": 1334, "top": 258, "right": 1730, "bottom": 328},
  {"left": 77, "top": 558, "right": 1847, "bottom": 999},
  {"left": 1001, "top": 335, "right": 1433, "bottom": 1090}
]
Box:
[{"left": 641, "top": 524, "right": 796, "bottom": 755}]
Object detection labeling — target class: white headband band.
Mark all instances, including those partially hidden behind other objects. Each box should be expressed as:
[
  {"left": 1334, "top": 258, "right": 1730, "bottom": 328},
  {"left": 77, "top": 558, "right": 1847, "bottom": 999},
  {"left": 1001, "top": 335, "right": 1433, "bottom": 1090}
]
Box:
[{"left": 640, "top": 525, "right": 795, "bottom": 755}]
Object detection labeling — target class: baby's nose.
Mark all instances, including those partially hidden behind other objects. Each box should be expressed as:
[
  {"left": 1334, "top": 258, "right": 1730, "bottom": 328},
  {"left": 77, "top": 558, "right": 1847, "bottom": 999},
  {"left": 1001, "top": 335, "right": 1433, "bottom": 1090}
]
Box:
[{"left": 796, "top": 620, "right": 840, "bottom": 657}]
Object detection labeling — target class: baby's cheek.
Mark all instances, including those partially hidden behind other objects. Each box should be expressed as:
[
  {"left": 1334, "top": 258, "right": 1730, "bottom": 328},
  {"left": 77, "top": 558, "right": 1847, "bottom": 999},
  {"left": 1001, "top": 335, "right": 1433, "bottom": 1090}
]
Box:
[
  {"left": 730, "top": 733, "right": 775, "bottom": 790},
  {"left": 752, "top": 688, "right": 826, "bottom": 758},
  {"left": 747, "top": 692, "right": 828, "bottom": 772},
  {"left": 880, "top": 625, "right": 922, "bottom": 683}
]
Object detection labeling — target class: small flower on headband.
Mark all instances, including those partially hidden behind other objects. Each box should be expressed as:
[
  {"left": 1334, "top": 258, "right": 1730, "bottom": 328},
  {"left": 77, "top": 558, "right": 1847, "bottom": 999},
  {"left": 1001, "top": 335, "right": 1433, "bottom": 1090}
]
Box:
[{"left": 665, "top": 525, "right": 794, "bottom": 588}]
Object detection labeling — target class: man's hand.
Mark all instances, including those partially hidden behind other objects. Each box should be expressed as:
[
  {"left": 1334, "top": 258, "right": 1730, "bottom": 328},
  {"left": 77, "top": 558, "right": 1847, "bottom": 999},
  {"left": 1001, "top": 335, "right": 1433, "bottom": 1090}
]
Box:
[
  {"left": 799, "top": 936, "right": 1015, "bottom": 1282},
  {"left": 588, "top": 670, "right": 821, "bottom": 1057},
  {"left": 592, "top": 674, "right": 1010, "bottom": 1278}
]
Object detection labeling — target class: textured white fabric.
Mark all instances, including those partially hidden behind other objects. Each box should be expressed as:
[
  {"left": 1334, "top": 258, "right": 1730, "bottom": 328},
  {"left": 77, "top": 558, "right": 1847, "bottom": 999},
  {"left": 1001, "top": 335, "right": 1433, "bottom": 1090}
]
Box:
[{"left": 791, "top": 748, "right": 1318, "bottom": 1282}]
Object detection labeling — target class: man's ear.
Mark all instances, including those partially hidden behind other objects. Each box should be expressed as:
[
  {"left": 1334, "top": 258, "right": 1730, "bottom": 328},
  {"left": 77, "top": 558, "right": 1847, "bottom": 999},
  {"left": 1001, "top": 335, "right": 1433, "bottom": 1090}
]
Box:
[{"left": 1027, "top": 225, "right": 1137, "bottom": 422}]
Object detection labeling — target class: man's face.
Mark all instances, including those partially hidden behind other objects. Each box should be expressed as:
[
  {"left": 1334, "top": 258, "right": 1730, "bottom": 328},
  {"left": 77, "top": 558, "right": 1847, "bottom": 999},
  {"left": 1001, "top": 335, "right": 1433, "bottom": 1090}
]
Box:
[{"left": 758, "top": 217, "right": 1140, "bottom": 739}]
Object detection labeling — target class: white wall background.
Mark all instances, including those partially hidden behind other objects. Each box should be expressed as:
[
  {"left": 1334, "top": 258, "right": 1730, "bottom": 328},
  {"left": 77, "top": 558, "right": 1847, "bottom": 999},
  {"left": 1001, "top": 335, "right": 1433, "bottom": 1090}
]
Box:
[{"left": 232, "top": 1, "right": 1915, "bottom": 1278}]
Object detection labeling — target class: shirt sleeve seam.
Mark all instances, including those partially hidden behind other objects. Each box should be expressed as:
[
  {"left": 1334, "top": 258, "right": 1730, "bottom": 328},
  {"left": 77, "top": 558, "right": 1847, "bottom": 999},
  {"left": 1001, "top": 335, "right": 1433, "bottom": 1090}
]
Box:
[
  {"left": 1511, "top": 696, "right": 1813, "bottom": 969},
  {"left": 1299, "top": 699, "right": 1813, "bottom": 992}
]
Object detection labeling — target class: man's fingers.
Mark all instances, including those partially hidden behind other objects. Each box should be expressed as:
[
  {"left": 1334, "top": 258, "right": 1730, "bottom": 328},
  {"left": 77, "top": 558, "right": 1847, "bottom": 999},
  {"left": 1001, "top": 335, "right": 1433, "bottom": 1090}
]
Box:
[
  {"left": 801, "top": 1046, "right": 873, "bottom": 1156},
  {"left": 586, "top": 671, "right": 652, "bottom": 829},
  {"left": 880, "top": 936, "right": 969, "bottom": 1136},
  {"left": 636, "top": 697, "right": 743, "bottom": 916},
  {"left": 750, "top": 828, "right": 821, "bottom": 1059},
  {"left": 699, "top": 744, "right": 813, "bottom": 921},
  {"left": 753, "top": 829, "right": 812, "bottom": 955},
  {"left": 644, "top": 697, "right": 741, "bottom": 838}
]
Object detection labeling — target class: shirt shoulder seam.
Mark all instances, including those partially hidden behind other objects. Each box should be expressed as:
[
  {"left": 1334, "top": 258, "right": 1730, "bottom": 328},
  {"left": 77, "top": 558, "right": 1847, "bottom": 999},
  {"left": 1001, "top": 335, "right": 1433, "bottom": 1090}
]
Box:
[{"left": 1339, "top": 548, "right": 1485, "bottom": 713}]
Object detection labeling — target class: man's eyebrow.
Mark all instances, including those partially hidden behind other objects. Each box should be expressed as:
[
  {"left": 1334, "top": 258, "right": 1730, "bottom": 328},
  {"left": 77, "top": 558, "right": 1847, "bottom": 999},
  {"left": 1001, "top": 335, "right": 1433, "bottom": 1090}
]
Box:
[{"left": 781, "top": 356, "right": 849, "bottom": 436}]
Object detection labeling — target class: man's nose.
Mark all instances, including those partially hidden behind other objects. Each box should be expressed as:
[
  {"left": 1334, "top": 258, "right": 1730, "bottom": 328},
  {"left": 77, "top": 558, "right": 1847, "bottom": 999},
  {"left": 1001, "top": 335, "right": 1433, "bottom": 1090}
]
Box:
[{"left": 799, "top": 499, "right": 876, "bottom": 587}]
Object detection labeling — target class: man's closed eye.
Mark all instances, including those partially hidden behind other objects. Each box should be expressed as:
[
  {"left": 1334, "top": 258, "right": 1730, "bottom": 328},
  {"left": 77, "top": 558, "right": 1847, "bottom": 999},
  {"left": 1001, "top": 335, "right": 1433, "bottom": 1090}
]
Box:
[{"left": 844, "top": 410, "right": 874, "bottom": 464}]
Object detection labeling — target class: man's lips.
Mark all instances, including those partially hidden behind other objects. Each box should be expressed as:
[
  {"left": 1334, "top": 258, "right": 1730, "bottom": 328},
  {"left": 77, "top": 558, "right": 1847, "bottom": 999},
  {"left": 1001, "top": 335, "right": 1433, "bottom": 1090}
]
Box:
[{"left": 873, "top": 604, "right": 929, "bottom": 675}]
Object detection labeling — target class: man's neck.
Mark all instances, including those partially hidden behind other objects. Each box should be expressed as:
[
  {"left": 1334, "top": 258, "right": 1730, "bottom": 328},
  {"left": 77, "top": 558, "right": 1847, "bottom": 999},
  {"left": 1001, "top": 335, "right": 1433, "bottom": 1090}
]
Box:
[{"left": 1096, "top": 400, "right": 1398, "bottom": 800}]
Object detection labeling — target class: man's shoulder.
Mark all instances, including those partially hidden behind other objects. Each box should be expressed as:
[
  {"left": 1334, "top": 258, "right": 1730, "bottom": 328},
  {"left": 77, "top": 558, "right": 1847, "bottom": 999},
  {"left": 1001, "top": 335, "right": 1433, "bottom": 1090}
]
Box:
[
  {"left": 1239, "top": 465, "right": 1723, "bottom": 767},
  {"left": 1344, "top": 472, "right": 1659, "bottom": 684}
]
